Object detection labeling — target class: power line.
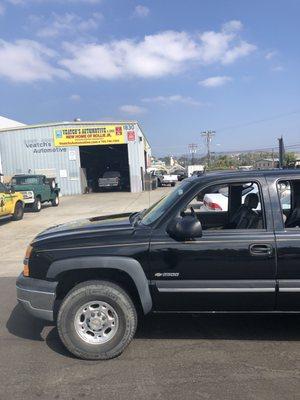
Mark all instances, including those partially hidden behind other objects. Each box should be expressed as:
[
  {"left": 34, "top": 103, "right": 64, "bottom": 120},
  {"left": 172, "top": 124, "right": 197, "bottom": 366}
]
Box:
[
  {"left": 188, "top": 143, "right": 198, "bottom": 165},
  {"left": 216, "top": 109, "right": 300, "bottom": 133},
  {"left": 201, "top": 131, "right": 215, "bottom": 167}
]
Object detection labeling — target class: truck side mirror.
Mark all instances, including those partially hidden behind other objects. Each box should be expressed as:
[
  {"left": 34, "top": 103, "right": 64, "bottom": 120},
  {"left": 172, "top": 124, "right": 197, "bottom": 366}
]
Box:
[{"left": 167, "top": 214, "right": 202, "bottom": 241}]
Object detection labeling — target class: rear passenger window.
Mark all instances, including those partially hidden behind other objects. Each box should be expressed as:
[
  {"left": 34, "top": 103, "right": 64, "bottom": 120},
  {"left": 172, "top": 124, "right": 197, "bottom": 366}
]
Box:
[
  {"left": 183, "top": 181, "right": 265, "bottom": 230},
  {"left": 277, "top": 180, "right": 300, "bottom": 228}
]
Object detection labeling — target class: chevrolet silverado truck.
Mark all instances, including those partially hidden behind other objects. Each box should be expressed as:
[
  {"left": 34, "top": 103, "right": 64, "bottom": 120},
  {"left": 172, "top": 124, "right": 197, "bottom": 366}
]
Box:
[
  {"left": 0, "top": 181, "right": 24, "bottom": 221},
  {"left": 16, "top": 169, "right": 300, "bottom": 360},
  {"left": 11, "top": 174, "right": 60, "bottom": 212}
]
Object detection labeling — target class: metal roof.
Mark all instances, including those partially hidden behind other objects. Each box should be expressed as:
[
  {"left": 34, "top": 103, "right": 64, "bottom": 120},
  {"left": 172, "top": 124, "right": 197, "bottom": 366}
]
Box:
[{"left": 186, "top": 168, "right": 300, "bottom": 183}]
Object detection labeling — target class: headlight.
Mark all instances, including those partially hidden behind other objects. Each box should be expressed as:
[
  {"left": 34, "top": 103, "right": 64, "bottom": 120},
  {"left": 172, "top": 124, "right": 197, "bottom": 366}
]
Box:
[
  {"left": 22, "top": 191, "right": 34, "bottom": 199},
  {"left": 23, "top": 245, "right": 32, "bottom": 277}
]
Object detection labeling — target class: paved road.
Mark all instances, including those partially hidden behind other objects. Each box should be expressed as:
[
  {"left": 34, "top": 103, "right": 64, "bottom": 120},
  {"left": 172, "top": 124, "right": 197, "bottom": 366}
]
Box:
[
  {"left": 1, "top": 189, "right": 300, "bottom": 399},
  {"left": 2, "top": 277, "right": 300, "bottom": 399}
]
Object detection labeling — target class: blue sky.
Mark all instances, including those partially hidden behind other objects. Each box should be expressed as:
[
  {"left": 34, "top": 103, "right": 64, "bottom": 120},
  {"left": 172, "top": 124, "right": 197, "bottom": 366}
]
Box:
[{"left": 0, "top": 0, "right": 299, "bottom": 157}]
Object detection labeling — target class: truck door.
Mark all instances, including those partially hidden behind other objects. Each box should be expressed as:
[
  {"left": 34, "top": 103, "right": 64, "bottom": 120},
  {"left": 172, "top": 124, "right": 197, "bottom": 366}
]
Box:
[
  {"left": 269, "top": 176, "right": 300, "bottom": 310},
  {"left": 149, "top": 177, "right": 277, "bottom": 311},
  {"left": 41, "top": 176, "right": 51, "bottom": 201}
]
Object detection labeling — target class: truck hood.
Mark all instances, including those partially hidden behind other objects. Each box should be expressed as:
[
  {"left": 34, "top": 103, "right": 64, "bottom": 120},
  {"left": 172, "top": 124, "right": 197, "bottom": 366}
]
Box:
[{"left": 34, "top": 212, "right": 134, "bottom": 243}]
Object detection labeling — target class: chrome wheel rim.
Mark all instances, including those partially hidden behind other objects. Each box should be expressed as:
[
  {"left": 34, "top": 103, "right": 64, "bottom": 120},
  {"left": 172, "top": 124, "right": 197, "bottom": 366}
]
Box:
[{"left": 74, "top": 301, "right": 119, "bottom": 344}]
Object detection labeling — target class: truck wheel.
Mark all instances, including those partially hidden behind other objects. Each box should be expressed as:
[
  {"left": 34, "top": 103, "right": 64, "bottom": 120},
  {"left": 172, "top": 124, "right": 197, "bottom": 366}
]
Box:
[
  {"left": 51, "top": 194, "right": 59, "bottom": 207},
  {"left": 12, "top": 201, "right": 24, "bottom": 221},
  {"left": 32, "top": 197, "right": 42, "bottom": 212},
  {"left": 171, "top": 182, "right": 176, "bottom": 187},
  {"left": 57, "top": 281, "right": 137, "bottom": 360}
]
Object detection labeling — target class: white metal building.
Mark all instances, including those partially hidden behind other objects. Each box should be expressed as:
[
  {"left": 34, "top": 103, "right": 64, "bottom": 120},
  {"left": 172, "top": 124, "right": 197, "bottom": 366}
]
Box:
[{"left": 0, "top": 120, "right": 151, "bottom": 195}]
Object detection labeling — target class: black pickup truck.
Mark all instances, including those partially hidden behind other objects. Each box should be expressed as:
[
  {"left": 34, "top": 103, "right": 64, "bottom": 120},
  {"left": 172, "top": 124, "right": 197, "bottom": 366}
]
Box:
[{"left": 16, "top": 170, "right": 300, "bottom": 360}]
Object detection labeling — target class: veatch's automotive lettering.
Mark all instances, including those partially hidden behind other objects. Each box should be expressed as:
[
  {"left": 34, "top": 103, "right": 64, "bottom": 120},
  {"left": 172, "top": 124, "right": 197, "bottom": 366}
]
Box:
[
  {"left": 53, "top": 126, "right": 125, "bottom": 147},
  {"left": 24, "top": 140, "right": 67, "bottom": 154}
]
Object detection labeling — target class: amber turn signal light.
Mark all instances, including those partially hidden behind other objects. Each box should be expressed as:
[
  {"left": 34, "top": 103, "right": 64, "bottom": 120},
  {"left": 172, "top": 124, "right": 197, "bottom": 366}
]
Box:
[{"left": 23, "top": 245, "right": 32, "bottom": 277}]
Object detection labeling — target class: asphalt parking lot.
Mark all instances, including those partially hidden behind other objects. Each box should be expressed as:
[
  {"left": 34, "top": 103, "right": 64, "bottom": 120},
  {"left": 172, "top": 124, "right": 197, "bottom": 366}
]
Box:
[{"left": 1, "top": 188, "right": 300, "bottom": 399}]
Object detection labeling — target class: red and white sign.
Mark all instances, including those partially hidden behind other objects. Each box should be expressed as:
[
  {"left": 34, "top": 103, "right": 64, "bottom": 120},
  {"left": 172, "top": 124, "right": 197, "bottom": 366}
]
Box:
[
  {"left": 127, "top": 131, "right": 136, "bottom": 141},
  {"left": 115, "top": 126, "right": 122, "bottom": 135}
]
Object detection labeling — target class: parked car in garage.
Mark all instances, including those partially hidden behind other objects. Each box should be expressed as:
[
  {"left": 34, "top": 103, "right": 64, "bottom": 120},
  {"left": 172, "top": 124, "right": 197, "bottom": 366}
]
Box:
[
  {"left": 10, "top": 174, "right": 60, "bottom": 212},
  {"left": 0, "top": 181, "right": 24, "bottom": 221},
  {"left": 98, "top": 171, "right": 123, "bottom": 191}
]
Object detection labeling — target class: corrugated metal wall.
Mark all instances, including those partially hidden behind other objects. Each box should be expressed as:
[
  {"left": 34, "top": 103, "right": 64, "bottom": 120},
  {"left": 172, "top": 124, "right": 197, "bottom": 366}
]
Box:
[{"left": 0, "top": 125, "right": 81, "bottom": 195}]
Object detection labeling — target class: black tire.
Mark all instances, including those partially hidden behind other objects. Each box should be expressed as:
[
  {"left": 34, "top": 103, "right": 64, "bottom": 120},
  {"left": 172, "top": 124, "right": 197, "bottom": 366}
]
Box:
[
  {"left": 171, "top": 182, "right": 176, "bottom": 187},
  {"left": 12, "top": 201, "right": 24, "bottom": 221},
  {"left": 51, "top": 194, "right": 59, "bottom": 207},
  {"left": 57, "top": 281, "right": 137, "bottom": 360},
  {"left": 32, "top": 196, "right": 42, "bottom": 212}
]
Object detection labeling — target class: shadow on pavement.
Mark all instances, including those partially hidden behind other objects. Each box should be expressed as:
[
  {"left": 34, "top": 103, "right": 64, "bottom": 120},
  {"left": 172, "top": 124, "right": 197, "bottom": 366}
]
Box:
[
  {"left": 6, "top": 303, "right": 300, "bottom": 359},
  {"left": 6, "top": 304, "right": 50, "bottom": 341}
]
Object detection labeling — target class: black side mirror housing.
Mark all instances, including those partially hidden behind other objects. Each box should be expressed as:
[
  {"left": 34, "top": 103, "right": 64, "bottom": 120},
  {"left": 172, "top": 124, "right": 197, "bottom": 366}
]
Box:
[{"left": 167, "top": 215, "right": 202, "bottom": 241}]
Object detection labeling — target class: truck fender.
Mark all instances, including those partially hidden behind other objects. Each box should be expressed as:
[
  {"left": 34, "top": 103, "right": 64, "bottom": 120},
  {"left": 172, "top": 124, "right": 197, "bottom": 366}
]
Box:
[{"left": 46, "top": 256, "right": 152, "bottom": 314}]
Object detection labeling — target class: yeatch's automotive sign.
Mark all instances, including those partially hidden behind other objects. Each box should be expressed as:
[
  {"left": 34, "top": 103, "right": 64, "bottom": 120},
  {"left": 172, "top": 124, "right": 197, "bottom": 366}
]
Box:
[{"left": 53, "top": 125, "right": 125, "bottom": 147}]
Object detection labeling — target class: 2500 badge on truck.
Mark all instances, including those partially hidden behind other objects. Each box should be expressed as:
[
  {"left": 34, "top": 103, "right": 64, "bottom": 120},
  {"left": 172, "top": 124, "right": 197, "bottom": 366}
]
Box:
[{"left": 16, "top": 170, "right": 300, "bottom": 360}]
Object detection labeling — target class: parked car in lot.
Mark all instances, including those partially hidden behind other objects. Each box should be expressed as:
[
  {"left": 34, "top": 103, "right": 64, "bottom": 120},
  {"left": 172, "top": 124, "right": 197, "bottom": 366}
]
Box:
[
  {"left": 98, "top": 171, "right": 122, "bottom": 191},
  {"left": 0, "top": 181, "right": 24, "bottom": 221},
  {"left": 16, "top": 169, "right": 300, "bottom": 360},
  {"left": 154, "top": 171, "right": 177, "bottom": 187},
  {"left": 11, "top": 174, "right": 60, "bottom": 212},
  {"left": 173, "top": 170, "right": 188, "bottom": 181}
]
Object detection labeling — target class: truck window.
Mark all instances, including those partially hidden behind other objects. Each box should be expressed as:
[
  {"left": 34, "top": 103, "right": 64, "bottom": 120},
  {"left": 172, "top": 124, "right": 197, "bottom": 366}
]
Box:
[
  {"left": 183, "top": 181, "right": 265, "bottom": 230},
  {"left": 277, "top": 180, "right": 300, "bottom": 228}
]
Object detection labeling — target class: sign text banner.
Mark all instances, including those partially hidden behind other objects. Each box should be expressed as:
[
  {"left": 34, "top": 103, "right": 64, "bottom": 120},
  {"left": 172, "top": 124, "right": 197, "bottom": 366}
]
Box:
[{"left": 54, "top": 126, "right": 125, "bottom": 147}]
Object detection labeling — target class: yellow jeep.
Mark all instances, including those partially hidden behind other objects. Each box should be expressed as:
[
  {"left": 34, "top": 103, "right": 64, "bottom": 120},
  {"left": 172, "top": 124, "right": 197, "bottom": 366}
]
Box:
[{"left": 0, "top": 181, "right": 24, "bottom": 221}]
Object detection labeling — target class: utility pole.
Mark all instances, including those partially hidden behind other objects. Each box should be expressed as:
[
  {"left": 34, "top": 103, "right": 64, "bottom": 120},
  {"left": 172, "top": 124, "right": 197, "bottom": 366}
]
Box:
[
  {"left": 278, "top": 136, "right": 285, "bottom": 168},
  {"left": 201, "top": 130, "right": 215, "bottom": 167},
  {"left": 188, "top": 144, "right": 198, "bottom": 165}
]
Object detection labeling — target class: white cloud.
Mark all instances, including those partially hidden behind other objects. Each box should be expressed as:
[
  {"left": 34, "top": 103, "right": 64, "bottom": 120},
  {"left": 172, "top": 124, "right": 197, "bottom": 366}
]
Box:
[
  {"left": 221, "top": 41, "right": 256, "bottom": 64},
  {"left": 0, "top": 3, "right": 5, "bottom": 15},
  {"left": 32, "top": 12, "right": 103, "bottom": 38},
  {"left": 70, "top": 94, "right": 81, "bottom": 101},
  {"left": 60, "top": 21, "right": 256, "bottom": 79},
  {"left": 222, "top": 20, "right": 243, "bottom": 32},
  {"left": 142, "top": 94, "right": 202, "bottom": 106},
  {"left": 133, "top": 5, "right": 150, "bottom": 18},
  {"left": 265, "top": 50, "right": 277, "bottom": 60},
  {"left": 199, "top": 75, "right": 232, "bottom": 88},
  {"left": 0, "top": 39, "right": 67, "bottom": 82},
  {"left": 119, "top": 105, "right": 146, "bottom": 115}
]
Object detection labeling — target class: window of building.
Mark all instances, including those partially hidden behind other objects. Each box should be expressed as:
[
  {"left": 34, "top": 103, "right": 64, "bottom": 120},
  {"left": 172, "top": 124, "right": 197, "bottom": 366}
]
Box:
[{"left": 182, "top": 181, "right": 265, "bottom": 230}]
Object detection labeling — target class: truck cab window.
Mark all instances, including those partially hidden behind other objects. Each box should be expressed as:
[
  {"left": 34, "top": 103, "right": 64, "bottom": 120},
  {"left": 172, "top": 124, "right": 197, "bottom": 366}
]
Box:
[
  {"left": 278, "top": 180, "right": 300, "bottom": 228},
  {"left": 183, "top": 181, "right": 265, "bottom": 230}
]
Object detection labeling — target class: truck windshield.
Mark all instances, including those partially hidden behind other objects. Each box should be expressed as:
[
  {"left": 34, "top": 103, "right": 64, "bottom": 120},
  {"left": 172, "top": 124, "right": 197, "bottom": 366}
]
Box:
[
  {"left": 11, "top": 177, "right": 39, "bottom": 185},
  {"left": 141, "top": 180, "right": 192, "bottom": 225},
  {"left": 102, "top": 171, "right": 120, "bottom": 178}
]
